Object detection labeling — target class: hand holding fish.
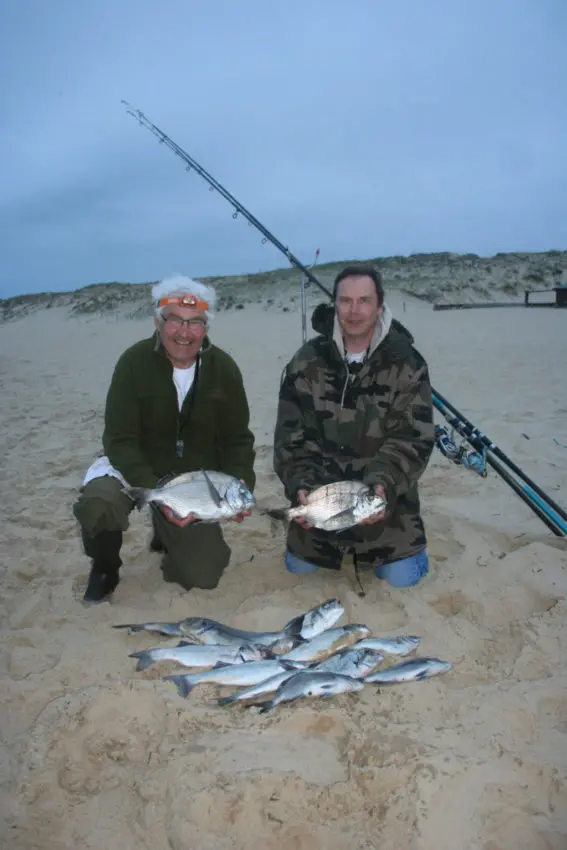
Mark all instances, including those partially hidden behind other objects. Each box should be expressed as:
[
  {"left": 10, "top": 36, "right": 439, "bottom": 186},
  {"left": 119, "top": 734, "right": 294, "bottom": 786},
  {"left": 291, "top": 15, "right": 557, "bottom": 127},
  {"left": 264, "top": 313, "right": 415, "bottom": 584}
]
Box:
[
  {"left": 358, "top": 485, "right": 388, "bottom": 525},
  {"left": 160, "top": 505, "right": 197, "bottom": 527},
  {"left": 293, "top": 489, "right": 313, "bottom": 528}
]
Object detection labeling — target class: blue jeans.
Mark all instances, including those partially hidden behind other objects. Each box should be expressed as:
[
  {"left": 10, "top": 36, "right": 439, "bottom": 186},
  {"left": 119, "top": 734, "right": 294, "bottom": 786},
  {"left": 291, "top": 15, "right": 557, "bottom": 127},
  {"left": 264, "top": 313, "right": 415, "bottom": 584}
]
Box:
[{"left": 285, "top": 549, "right": 429, "bottom": 588}]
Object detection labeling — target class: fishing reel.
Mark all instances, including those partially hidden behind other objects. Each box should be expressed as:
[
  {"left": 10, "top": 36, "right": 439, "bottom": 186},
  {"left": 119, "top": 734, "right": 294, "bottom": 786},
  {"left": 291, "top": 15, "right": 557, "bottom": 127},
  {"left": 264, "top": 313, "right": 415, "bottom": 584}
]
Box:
[{"left": 435, "top": 425, "right": 487, "bottom": 478}]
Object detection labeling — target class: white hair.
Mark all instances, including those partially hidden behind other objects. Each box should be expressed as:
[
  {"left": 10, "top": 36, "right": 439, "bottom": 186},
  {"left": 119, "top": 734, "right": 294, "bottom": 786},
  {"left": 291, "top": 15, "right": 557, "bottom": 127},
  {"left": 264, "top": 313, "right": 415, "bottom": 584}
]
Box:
[{"left": 151, "top": 274, "right": 217, "bottom": 323}]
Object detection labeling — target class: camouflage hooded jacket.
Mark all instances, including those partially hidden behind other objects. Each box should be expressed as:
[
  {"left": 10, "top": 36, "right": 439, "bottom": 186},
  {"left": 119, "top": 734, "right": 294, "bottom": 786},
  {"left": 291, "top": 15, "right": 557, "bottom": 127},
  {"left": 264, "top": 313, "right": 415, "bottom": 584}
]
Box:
[{"left": 273, "top": 302, "right": 435, "bottom": 554}]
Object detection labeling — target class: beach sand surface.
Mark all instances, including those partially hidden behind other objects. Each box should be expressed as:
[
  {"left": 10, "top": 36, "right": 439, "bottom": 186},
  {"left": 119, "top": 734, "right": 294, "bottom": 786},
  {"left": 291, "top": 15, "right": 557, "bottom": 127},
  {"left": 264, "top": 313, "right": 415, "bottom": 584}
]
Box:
[{"left": 1, "top": 291, "right": 566, "bottom": 850}]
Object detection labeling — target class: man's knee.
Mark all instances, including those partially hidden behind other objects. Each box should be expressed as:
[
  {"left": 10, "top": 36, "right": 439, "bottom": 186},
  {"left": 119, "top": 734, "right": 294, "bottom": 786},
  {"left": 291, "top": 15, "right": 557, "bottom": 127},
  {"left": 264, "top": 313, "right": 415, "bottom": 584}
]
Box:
[
  {"left": 286, "top": 525, "right": 342, "bottom": 572},
  {"left": 73, "top": 476, "right": 132, "bottom": 536},
  {"left": 284, "top": 551, "right": 320, "bottom": 575},
  {"left": 161, "top": 524, "right": 231, "bottom": 590},
  {"left": 375, "top": 550, "right": 429, "bottom": 588}
]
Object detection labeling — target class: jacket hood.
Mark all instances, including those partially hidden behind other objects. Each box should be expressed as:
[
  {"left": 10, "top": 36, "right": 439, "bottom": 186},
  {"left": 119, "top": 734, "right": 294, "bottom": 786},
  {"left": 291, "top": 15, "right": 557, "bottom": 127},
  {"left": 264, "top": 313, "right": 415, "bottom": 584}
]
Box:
[{"left": 310, "top": 301, "right": 415, "bottom": 355}]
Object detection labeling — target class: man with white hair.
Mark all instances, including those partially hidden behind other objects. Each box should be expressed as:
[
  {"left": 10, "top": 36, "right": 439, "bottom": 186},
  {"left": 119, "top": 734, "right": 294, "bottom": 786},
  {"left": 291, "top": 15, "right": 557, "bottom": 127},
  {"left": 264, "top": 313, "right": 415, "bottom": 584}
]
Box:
[{"left": 73, "top": 274, "right": 256, "bottom": 605}]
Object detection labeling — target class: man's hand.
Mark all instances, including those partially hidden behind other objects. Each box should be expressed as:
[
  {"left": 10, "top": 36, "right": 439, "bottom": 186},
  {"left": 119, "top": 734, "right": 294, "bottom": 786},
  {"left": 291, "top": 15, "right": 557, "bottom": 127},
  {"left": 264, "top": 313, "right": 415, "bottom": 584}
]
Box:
[
  {"left": 229, "top": 509, "right": 252, "bottom": 524},
  {"left": 160, "top": 505, "right": 197, "bottom": 527},
  {"left": 293, "top": 488, "right": 313, "bottom": 529},
  {"left": 359, "top": 484, "right": 388, "bottom": 526}
]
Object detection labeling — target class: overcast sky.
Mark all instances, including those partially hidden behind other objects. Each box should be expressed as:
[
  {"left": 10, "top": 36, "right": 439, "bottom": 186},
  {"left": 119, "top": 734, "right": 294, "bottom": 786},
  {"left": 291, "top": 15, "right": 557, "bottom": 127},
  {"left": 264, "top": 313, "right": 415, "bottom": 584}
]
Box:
[{"left": 1, "top": 0, "right": 565, "bottom": 298}]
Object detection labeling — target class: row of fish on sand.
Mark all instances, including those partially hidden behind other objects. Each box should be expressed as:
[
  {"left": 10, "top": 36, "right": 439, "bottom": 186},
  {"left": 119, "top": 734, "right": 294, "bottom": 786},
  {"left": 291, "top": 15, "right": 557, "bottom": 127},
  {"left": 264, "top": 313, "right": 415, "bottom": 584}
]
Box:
[{"left": 114, "top": 599, "right": 453, "bottom": 712}]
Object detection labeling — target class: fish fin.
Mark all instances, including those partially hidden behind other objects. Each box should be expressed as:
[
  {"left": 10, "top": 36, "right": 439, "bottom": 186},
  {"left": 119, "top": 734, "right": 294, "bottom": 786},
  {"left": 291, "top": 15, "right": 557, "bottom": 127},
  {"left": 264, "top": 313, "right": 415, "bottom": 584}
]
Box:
[
  {"left": 163, "top": 674, "right": 194, "bottom": 698},
  {"left": 130, "top": 652, "right": 154, "bottom": 672},
  {"left": 415, "top": 671, "right": 429, "bottom": 682},
  {"left": 113, "top": 623, "right": 147, "bottom": 633},
  {"left": 217, "top": 694, "right": 237, "bottom": 707},
  {"left": 256, "top": 700, "right": 274, "bottom": 714},
  {"left": 122, "top": 486, "right": 151, "bottom": 511},
  {"left": 175, "top": 639, "right": 195, "bottom": 647},
  {"left": 212, "top": 661, "right": 232, "bottom": 669},
  {"left": 325, "top": 506, "right": 356, "bottom": 523},
  {"left": 201, "top": 469, "right": 223, "bottom": 507}
]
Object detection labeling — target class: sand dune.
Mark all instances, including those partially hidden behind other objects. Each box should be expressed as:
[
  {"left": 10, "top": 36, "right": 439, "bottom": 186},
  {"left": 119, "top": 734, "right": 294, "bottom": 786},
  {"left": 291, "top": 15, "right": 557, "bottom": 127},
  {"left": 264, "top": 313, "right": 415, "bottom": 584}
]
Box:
[{"left": 1, "top": 291, "right": 566, "bottom": 849}]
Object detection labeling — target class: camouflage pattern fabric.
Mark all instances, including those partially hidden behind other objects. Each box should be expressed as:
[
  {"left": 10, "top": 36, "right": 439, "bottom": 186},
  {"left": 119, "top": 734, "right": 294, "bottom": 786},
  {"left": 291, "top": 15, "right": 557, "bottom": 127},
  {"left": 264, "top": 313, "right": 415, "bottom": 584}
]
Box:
[{"left": 273, "top": 307, "right": 435, "bottom": 569}]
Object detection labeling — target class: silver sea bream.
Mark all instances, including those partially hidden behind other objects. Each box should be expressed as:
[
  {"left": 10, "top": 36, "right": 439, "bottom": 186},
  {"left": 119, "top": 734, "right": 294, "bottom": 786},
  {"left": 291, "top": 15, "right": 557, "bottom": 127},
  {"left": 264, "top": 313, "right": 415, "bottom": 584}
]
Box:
[
  {"left": 123, "top": 469, "right": 256, "bottom": 521},
  {"left": 266, "top": 481, "right": 386, "bottom": 532}
]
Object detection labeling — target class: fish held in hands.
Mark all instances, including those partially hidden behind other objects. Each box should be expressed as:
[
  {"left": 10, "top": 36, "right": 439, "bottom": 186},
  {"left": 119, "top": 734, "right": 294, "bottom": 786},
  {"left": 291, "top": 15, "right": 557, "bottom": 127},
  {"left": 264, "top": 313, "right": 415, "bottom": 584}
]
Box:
[
  {"left": 123, "top": 469, "right": 255, "bottom": 521},
  {"left": 265, "top": 481, "right": 386, "bottom": 532}
]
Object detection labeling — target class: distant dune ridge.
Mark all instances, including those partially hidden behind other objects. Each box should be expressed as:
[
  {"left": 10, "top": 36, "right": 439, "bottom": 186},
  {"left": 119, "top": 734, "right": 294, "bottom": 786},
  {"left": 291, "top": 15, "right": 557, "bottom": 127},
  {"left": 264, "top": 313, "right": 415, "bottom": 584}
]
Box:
[{"left": 2, "top": 249, "right": 566, "bottom": 323}]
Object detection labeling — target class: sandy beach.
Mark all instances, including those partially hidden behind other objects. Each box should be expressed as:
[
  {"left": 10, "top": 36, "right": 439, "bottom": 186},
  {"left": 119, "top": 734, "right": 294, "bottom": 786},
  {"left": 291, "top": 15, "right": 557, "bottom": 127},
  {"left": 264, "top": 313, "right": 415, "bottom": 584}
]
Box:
[{"left": 1, "top": 288, "right": 566, "bottom": 850}]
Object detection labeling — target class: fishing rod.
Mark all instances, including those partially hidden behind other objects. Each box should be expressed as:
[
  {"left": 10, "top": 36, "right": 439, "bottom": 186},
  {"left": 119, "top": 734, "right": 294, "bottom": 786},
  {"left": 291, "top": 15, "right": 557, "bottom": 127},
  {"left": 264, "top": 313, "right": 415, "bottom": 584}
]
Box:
[
  {"left": 122, "top": 100, "right": 566, "bottom": 536},
  {"left": 433, "top": 395, "right": 566, "bottom": 536},
  {"left": 433, "top": 390, "right": 567, "bottom": 526},
  {"left": 121, "top": 100, "right": 333, "bottom": 302}
]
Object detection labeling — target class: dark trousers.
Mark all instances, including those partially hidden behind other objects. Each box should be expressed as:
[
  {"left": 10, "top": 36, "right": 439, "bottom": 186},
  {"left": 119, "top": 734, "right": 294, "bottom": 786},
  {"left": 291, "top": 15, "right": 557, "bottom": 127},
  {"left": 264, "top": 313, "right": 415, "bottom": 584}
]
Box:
[{"left": 72, "top": 476, "right": 231, "bottom": 590}]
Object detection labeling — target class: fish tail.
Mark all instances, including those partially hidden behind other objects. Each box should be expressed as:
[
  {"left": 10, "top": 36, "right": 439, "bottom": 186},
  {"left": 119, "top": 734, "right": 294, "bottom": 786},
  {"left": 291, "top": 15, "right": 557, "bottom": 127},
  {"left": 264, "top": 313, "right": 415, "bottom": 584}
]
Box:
[
  {"left": 129, "top": 651, "right": 155, "bottom": 672},
  {"left": 112, "top": 623, "right": 147, "bottom": 633},
  {"left": 163, "top": 674, "right": 194, "bottom": 698},
  {"left": 123, "top": 486, "right": 152, "bottom": 511}
]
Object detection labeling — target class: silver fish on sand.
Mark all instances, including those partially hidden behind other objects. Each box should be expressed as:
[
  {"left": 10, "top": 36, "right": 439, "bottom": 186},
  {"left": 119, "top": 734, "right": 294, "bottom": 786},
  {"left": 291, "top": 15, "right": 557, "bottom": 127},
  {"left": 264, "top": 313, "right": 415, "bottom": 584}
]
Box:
[
  {"left": 265, "top": 481, "right": 386, "bottom": 532},
  {"left": 113, "top": 617, "right": 293, "bottom": 651},
  {"left": 282, "top": 598, "right": 344, "bottom": 640},
  {"left": 364, "top": 657, "right": 452, "bottom": 685},
  {"left": 310, "top": 647, "right": 384, "bottom": 678},
  {"left": 164, "top": 659, "right": 306, "bottom": 698},
  {"left": 355, "top": 636, "right": 422, "bottom": 656},
  {"left": 162, "top": 617, "right": 296, "bottom": 653},
  {"left": 129, "top": 641, "right": 266, "bottom": 672},
  {"left": 123, "top": 469, "right": 256, "bottom": 521},
  {"left": 217, "top": 669, "right": 302, "bottom": 706},
  {"left": 281, "top": 624, "right": 371, "bottom": 663},
  {"left": 255, "top": 671, "right": 365, "bottom": 713}
]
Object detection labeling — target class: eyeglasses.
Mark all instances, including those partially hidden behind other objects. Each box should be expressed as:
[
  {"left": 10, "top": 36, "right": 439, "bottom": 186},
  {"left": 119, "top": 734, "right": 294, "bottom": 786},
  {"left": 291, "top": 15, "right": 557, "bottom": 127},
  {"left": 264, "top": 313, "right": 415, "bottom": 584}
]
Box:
[{"left": 163, "top": 315, "right": 206, "bottom": 329}]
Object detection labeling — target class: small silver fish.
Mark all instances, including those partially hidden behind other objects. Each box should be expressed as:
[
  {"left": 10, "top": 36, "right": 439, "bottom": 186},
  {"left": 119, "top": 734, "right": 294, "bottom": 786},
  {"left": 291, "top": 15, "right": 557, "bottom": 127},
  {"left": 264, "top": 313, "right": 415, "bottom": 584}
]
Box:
[
  {"left": 129, "top": 641, "right": 265, "bottom": 672},
  {"left": 266, "top": 481, "right": 386, "bottom": 532},
  {"left": 281, "top": 624, "right": 371, "bottom": 663},
  {"left": 282, "top": 598, "right": 345, "bottom": 640},
  {"left": 255, "top": 671, "right": 364, "bottom": 713},
  {"left": 164, "top": 659, "right": 306, "bottom": 698},
  {"left": 167, "top": 618, "right": 296, "bottom": 652},
  {"left": 123, "top": 469, "right": 255, "bottom": 521},
  {"left": 364, "top": 657, "right": 452, "bottom": 685},
  {"left": 113, "top": 617, "right": 294, "bottom": 652},
  {"left": 355, "top": 636, "right": 422, "bottom": 656},
  {"left": 217, "top": 670, "right": 301, "bottom": 706},
  {"left": 310, "top": 647, "right": 383, "bottom": 678}
]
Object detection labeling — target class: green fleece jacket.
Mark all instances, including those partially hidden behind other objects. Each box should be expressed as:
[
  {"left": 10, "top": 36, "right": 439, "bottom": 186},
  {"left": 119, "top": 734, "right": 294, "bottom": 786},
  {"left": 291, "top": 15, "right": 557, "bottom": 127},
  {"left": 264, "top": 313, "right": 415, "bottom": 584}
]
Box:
[{"left": 102, "top": 333, "right": 256, "bottom": 491}]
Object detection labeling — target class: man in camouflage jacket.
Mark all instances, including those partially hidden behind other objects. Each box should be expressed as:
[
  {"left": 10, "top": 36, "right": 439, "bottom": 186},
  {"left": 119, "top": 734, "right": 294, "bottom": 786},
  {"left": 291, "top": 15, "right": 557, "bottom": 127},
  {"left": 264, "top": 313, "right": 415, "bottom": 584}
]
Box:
[{"left": 273, "top": 264, "right": 435, "bottom": 588}]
